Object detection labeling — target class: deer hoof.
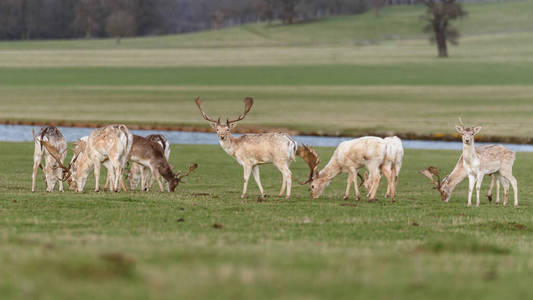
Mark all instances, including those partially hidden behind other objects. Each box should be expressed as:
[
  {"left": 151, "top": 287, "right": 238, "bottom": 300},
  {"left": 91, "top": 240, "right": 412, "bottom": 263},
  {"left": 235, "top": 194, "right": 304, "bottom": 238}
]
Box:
[
  {"left": 487, "top": 195, "right": 492, "bottom": 202},
  {"left": 343, "top": 195, "right": 349, "bottom": 200}
]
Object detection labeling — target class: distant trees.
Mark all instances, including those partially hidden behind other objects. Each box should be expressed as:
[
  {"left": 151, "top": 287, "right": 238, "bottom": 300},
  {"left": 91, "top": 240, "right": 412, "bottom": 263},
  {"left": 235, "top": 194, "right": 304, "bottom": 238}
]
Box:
[
  {"left": 0, "top": 0, "right": 375, "bottom": 41},
  {"left": 420, "top": 0, "right": 467, "bottom": 57}
]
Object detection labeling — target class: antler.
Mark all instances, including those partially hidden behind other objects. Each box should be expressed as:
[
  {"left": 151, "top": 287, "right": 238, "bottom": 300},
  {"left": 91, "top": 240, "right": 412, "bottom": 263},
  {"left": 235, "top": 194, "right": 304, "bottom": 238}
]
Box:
[
  {"left": 296, "top": 144, "right": 320, "bottom": 184},
  {"left": 195, "top": 97, "right": 220, "bottom": 124},
  {"left": 41, "top": 140, "right": 77, "bottom": 182},
  {"left": 419, "top": 166, "right": 442, "bottom": 190},
  {"left": 176, "top": 163, "right": 198, "bottom": 182},
  {"left": 226, "top": 97, "right": 253, "bottom": 125},
  {"left": 458, "top": 117, "right": 465, "bottom": 128}
]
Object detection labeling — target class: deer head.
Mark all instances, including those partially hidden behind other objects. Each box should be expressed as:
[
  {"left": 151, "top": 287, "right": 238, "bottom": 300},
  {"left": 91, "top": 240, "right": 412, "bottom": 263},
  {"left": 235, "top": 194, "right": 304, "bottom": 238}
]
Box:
[
  {"left": 455, "top": 117, "right": 481, "bottom": 145},
  {"left": 41, "top": 140, "right": 79, "bottom": 182},
  {"left": 195, "top": 97, "right": 253, "bottom": 141},
  {"left": 168, "top": 163, "right": 198, "bottom": 192},
  {"left": 419, "top": 166, "right": 450, "bottom": 201}
]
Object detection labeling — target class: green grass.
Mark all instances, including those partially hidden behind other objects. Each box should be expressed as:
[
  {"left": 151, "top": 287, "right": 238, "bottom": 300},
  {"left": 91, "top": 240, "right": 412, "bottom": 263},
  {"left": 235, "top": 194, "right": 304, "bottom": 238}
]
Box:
[{"left": 1, "top": 142, "right": 532, "bottom": 299}]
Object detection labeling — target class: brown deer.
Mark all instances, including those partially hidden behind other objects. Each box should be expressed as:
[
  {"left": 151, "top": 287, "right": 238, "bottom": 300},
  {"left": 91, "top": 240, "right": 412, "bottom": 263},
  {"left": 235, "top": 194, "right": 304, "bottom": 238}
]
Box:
[
  {"left": 127, "top": 134, "right": 171, "bottom": 191},
  {"left": 31, "top": 126, "right": 67, "bottom": 192},
  {"left": 195, "top": 96, "right": 318, "bottom": 199},
  {"left": 420, "top": 119, "right": 518, "bottom": 207}
]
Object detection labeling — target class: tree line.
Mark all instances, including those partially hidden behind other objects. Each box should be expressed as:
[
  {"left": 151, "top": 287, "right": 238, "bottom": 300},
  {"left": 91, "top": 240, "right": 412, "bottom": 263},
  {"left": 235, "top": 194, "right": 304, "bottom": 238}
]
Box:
[{"left": 0, "top": 0, "right": 376, "bottom": 40}]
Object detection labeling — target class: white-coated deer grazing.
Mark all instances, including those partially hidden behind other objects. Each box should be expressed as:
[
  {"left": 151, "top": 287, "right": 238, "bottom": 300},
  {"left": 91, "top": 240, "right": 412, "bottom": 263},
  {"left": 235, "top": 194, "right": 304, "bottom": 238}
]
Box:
[
  {"left": 127, "top": 134, "right": 171, "bottom": 191},
  {"left": 31, "top": 126, "right": 67, "bottom": 192},
  {"left": 195, "top": 97, "right": 318, "bottom": 199},
  {"left": 308, "top": 137, "right": 386, "bottom": 201},
  {"left": 361, "top": 136, "right": 404, "bottom": 202},
  {"left": 420, "top": 120, "right": 518, "bottom": 207},
  {"left": 45, "top": 125, "right": 133, "bottom": 192}
]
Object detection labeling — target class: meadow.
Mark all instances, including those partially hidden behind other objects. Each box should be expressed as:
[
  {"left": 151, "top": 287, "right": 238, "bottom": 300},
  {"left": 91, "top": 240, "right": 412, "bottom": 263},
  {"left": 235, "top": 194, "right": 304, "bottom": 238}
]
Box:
[
  {"left": 1, "top": 142, "right": 532, "bottom": 299},
  {"left": 1, "top": 0, "right": 533, "bottom": 298}
]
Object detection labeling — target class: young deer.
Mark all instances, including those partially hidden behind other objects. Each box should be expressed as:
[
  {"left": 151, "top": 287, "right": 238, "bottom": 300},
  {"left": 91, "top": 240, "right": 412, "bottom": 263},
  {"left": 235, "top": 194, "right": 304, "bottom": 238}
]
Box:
[
  {"left": 308, "top": 137, "right": 386, "bottom": 201},
  {"left": 361, "top": 136, "right": 404, "bottom": 202},
  {"left": 195, "top": 97, "right": 318, "bottom": 199},
  {"left": 31, "top": 126, "right": 67, "bottom": 192},
  {"left": 420, "top": 120, "right": 518, "bottom": 207},
  {"left": 127, "top": 134, "right": 171, "bottom": 191}
]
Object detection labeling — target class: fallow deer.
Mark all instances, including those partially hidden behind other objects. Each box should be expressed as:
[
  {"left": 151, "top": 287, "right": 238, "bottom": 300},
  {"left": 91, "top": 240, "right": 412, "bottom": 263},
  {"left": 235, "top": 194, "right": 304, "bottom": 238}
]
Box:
[
  {"left": 420, "top": 119, "right": 518, "bottom": 207},
  {"left": 195, "top": 97, "right": 318, "bottom": 199},
  {"left": 361, "top": 136, "right": 404, "bottom": 202},
  {"left": 31, "top": 126, "right": 67, "bottom": 192},
  {"left": 126, "top": 135, "right": 195, "bottom": 192},
  {"left": 45, "top": 125, "right": 133, "bottom": 192},
  {"left": 127, "top": 134, "right": 171, "bottom": 191},
  {"left": 308, "top": 137, "right": 386, "bottom": 201}
]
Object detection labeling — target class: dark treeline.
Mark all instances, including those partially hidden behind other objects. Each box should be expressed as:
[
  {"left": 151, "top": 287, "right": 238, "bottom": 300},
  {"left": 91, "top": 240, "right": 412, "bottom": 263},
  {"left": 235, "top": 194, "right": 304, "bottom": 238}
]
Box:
[{"left": 0, "top": 0, "right": 375, "bottom": 40}]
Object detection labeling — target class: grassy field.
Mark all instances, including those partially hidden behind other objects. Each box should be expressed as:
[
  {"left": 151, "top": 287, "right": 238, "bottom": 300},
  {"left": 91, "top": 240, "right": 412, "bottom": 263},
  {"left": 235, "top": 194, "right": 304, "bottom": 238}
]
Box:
[
  {"left": 1, "top": 1, "right": 533, "bottom": 139},
  {"left": 0, "top": 141, "right": 532, "bottom": 299}
]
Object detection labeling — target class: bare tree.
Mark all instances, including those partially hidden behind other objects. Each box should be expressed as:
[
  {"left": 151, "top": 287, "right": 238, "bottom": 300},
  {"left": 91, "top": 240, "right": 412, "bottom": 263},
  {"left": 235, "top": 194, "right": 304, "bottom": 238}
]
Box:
[
  {"left": 105, "top": 10, "right": 137, "bottom": 44},
  {"left": 420, "top": 0, "right": 466, "bottom": 57}
]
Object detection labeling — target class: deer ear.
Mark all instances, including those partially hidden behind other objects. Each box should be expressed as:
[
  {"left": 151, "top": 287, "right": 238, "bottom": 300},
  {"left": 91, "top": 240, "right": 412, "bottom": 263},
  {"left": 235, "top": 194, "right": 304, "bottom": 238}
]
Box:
[
  {"left": 210, "top": 123, "right": 217, "bottom": 129},
  {"left": 455, "top": 125, "right": 464, "bottom": 134},
  {"left": 472, "top": 126, "right": 482, "bottom": 135},
  {"left": 228, "top": 123, "right": 237, "bottom": 129}
]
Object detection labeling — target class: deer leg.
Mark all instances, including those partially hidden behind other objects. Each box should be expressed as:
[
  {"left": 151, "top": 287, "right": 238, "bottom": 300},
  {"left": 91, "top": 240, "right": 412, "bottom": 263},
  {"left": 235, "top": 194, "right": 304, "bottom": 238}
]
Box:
[
  {"left": 251, "top": 165, "right": 265, "bottom": 198},
  {"left": 467, "top": 174, "right": 475, "bottom": 207},
  {"left": 475, "top": 174, "right": 484, "bottom": 207},
  {"left": 500, "top": 178, "right": 510, "bottom": 205},
  {"left": 368, "top": 166, "right": 381, "bottom": 201},
  {"left": 112, "top": 161, "right": 122, "bottom": 192},
  {"left": 94, "top": 162, "right": 102, "bottom": 192},
  {"left": 353, "top": 169, "right": 360, "bottom": 201},
  {"left": 382, "top": 167, "right": 394, "bottom": 202},
  {"left": 55, "top": 167, "right": 63, "bottom": 192},
  {"left": 487, "top": 175, "right": 495, "bottom": 202},
  {"left": 344, "top": 173, "right": 353, "bottom": 200},
  {"left": 104, "top": 173, "right": 110, "bottom": 191},
  {"left": 507, "top": 175, "right": 518, "bottom": 207},
  {"left": 241, "top": 164, "right": 252, "bottom": 198},
  {"left": 495, "top": 177, "right": 501, "bottom": 204}
]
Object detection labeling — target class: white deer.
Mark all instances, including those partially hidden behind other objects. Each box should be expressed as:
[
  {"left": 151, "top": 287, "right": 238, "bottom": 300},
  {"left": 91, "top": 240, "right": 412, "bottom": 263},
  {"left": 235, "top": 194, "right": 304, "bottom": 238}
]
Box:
[
  {"left": 308, "top": 136, "right": 386, "bottom": 201},
  {"left": 31, "top": 126, "right": 67, "bottom": 192},
  {"left": 195, "top": 97, "right": 318, "bottom": 199},
  {"left": 361, "top": 136, "right": 404, "bottom": 202},
  {"left": 420, "top": 119, "right": 518, "bottom": 207}
]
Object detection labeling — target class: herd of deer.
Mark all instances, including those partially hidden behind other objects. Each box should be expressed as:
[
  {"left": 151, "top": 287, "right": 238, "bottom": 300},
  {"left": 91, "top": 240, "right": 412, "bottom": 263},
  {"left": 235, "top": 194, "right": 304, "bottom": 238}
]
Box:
[{"left": 31, "top": 97, "right": 519, "bottom": 207}]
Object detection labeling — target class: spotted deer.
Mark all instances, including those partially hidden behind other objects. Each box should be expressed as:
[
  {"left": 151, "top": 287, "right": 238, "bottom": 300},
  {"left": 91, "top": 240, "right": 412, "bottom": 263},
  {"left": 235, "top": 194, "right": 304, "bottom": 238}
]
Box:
[
  {"left": 127, "top": 134, "right": 171, "bottom": 191},
  {"left": 307, "top": 137, "right": 386, "bottom": 201},
  {"left": 361, "top": 136, "right": 404, "bottom": 202},
  {"left": 31, "top": 126, "right": 67, "bottom": 192},
  {"left": 195, "top": 97, "right": 318, "bottom": 199},
  {"left": 420, "top": 119, "right": 518, "bottom": 207}
]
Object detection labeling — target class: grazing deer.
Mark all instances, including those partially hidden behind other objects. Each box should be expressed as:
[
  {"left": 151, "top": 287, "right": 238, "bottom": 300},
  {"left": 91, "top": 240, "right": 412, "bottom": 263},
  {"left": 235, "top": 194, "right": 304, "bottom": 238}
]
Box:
[
  {"left": 361, "top": 136, "right": 404, "bottom": 202},
  {"left": 308, "top": 137, "right": 386, "bottom": 201},
  {"left": 44, "top": 125, "right": 133, "bottom": 192},
  {"left": 31, "top": 126, "right": 67, "bottom": 192},
  {"left": 420, "top": 120, "right": 518, "bottom": 207},
  {"left": 195, "top": 97, "right": 318, "bottom": 199},
  {"left": 127, "top": 134, "right": 171, "bottom": 191},
  {"left": 126, "top": 135, "right": 196, "bottom": 192}
]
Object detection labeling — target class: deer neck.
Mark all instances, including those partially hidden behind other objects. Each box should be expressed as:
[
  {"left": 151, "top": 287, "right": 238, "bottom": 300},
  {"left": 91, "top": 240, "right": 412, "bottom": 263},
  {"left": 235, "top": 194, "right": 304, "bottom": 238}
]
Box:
[
  {"left": 441, "top": 156, "right": 467, "bottom": 196},
  {"left": 319, "top": 159, "right": 342, "bottom": 183},
  {"left": 461, "top": 140, "right": 479, "bottom": 166},
  {"left": 218, "top": 133, "right": 238, "bottom": 157}
]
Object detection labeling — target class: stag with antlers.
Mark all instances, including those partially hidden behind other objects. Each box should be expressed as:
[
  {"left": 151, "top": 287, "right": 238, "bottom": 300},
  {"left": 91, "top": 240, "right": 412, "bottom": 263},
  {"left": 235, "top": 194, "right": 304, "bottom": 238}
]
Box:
[
  {"left": 195, "top": 97, "right": 318, "bottom": 199},
  {"left": 31, "top": 126, "right": 68, "bottom": 192},
  {"left": 420, "top": 119, "right": 518, "bottom": 207}
]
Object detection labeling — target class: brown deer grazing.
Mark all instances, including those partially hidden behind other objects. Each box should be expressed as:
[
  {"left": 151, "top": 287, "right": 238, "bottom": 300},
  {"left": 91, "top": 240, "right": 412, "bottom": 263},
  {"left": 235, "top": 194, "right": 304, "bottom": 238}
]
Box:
[
  {"left": 126, "top": 135, "right": 196, "bottom": 192},
  {"left": 31, "top": 126, "right": 67, "bottom": 192},
  {"left": 420, "top": 119, "right": 518, "bottom": 207},
  {"left": 307, "top": 137, "right": 386, "bottom": 201},
  {"left": 127, "top": 134, "right": 171, "bottom": 191},
  {"left": 195, "top": 96, "right": 318, "bottom": 199}
]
